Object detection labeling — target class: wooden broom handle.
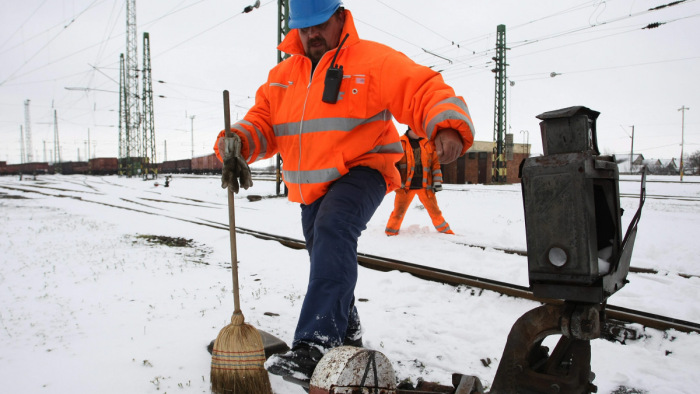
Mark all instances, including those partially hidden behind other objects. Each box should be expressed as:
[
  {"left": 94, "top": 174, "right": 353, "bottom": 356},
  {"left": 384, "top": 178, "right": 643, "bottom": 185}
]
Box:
[{"left": 223, "top": 90, "right": 241, "bottom": 314}]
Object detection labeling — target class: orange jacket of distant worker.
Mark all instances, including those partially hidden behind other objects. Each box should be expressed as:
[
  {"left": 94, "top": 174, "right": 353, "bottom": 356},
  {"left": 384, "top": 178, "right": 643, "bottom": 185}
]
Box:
[
  {"left": 214, "top": 9, "right": 474, "bottom": 205},
  {"left": 385, "top": 132, "right": 453, "bottom": 236},
  {"left": 396, "top": 133, "right": 443, "bottom": 191}
]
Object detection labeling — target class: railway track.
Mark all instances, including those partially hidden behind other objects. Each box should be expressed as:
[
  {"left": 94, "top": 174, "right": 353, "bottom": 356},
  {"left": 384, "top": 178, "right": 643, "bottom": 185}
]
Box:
[
  {"left": 620, "top": 192, "right": 700, "bottom": 203},
  {"left": 3, "top": 179, "right": 699, "bottom": 336},
  {"left": 226, "top": 226, "right": 700, "bottom": 335}
]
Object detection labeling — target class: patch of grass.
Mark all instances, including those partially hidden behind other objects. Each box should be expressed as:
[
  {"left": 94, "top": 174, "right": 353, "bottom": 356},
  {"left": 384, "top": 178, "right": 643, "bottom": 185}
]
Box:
[
  {"left": 135, "top": 234, "right": 193, "bottom": 247},
  {"left": 0, "top": 193, "right": 27, "bottom": 199},
  {"left": 611, "top": 387, "right": 647, "bottom": 394}
]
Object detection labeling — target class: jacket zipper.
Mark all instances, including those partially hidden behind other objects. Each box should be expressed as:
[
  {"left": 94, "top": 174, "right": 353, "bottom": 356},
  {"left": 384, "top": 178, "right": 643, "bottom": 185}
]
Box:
[{"left": 297, "top": 50, "right": 336, "bottom": 205}]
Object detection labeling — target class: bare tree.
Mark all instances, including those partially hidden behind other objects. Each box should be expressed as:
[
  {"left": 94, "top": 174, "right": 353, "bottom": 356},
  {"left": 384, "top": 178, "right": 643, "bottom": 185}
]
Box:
[{"left": 688, "top": 150, "right": 700, "bottom": 175}]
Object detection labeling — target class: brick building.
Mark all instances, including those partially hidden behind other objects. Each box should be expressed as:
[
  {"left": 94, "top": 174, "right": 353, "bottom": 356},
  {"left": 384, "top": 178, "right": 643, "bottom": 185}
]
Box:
[{"left": 441, "top": 141, "right": 531, "bottom": 185}]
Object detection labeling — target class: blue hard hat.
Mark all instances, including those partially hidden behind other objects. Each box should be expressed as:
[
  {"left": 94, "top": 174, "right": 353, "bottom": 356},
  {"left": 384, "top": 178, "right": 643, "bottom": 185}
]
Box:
[{"left": 288, "top": 0, "right": 343, "bottom": 29}]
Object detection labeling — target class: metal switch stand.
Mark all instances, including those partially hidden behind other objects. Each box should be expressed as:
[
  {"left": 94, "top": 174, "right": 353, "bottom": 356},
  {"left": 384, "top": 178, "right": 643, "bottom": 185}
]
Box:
[{"left": 490, "top": 303, "right": 600, "bottom": 394}]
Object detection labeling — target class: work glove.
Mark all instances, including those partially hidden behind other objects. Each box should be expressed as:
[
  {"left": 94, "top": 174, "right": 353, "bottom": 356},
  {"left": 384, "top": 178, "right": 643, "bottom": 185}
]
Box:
[
  {"left": 432, "top": 183, "right": 443, "bottom": 193},
  {"left": 219, "top": 133, "right": 253, "bottom": 194}
]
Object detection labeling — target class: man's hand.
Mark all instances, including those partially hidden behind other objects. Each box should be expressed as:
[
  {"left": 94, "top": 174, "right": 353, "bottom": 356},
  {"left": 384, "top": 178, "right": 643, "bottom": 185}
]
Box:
[
  {"left": 434, "top": 128, "right": 463, "bottom": 164},
  {"left": 432, "top": 183, "right": 443, "bottom": 193},
  {"left": 218, "top": 133, "right": 253, "bottom": 194}
]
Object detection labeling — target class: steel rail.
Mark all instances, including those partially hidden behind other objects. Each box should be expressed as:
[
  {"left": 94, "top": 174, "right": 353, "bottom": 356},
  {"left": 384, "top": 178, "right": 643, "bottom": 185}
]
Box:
[
  {"left": 230, "top": 226, "right": 700, "bottom": 335},
  {"left": 4, "top": 183, "right": 699, "bottom": 334},
  {"left": 351, "top": 252, "right": 700, "bottom": 334}
]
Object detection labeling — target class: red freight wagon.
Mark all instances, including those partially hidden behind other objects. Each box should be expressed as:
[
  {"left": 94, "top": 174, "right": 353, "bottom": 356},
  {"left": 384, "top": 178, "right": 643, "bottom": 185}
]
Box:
[
  {"left": 191, "top": 153, "right": 222, "bottom": 174},
  {"left": 89, "top": 157, "right": 119, "bottom": 175}
]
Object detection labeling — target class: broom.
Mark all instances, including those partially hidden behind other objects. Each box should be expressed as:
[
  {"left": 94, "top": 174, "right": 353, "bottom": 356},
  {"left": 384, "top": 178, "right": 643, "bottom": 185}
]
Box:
[{"left": 210, "top": 90, "right": 272, "bottom": 394}]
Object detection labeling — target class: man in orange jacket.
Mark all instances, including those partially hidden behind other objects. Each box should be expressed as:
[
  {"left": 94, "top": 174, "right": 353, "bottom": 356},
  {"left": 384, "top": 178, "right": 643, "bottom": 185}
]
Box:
[
  {"left": 214, "top": 0, "right": 475, "bottom": 380},
  {"left": 386, "top": 127, "right": 454, "bottom": 236}
]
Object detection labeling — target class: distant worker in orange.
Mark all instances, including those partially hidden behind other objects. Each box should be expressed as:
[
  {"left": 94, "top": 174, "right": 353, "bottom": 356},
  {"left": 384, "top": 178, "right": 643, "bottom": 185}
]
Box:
[{"left": 386, "top": 127, "right": 454, "bottom": 236}]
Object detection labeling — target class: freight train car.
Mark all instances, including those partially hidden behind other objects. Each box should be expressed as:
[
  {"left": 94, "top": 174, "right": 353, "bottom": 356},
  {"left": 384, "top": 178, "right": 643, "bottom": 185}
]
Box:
[
  {"left": 191, "top": 153, "right": 222, "bottom": 174},
  {"left": 1, "top": 162, "right": 52, "bottom": 176},
  {"left": 89, "top": 157, "right": 119, "bottom": 175},
  {"left": 158, "top": 159, "right": 192, "bottom": 174},
  {"left": 58, "top": 161, "right": 89, "bottom": 175}
]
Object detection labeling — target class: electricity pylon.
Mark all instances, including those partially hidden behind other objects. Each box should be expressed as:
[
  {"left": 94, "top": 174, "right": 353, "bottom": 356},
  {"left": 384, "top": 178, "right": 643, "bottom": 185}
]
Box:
[
  {"left": 142, "top": 32, "right": 156, "bottom": 179},
  {"left": 491, "top": 24, "right": 508, "bottom": 184},
  {"left": 119, "top": 0, "right": 141, "bottom": 176}
]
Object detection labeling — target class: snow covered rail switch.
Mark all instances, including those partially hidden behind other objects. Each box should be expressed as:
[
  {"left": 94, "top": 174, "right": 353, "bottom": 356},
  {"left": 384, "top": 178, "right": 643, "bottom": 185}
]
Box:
[{"left": 309, "top": 346, "right": 396, "bottom": 394}]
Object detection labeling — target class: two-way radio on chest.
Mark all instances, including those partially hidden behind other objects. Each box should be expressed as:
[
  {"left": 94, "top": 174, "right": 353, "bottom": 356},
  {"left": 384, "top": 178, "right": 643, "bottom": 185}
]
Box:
[{"left": 322, "top": 33, "right": 350, "bottom": 104}]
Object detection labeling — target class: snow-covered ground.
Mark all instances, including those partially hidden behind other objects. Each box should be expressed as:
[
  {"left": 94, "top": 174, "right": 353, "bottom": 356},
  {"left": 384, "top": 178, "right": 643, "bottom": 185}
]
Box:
[{"left": 1, "top": 173, "right": 699, "bottom": 393}]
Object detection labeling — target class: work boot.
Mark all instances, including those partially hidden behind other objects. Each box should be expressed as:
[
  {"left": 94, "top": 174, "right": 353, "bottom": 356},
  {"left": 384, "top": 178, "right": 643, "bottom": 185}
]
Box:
[
  {"left": 343, "top": 335, "right": 363, "bottom": 347},
  {"left": 344, "top": 304, "right": 363, "bottom": 347},
  {"left": 265, "top": 343, "right": 324, "bottom": 381}
]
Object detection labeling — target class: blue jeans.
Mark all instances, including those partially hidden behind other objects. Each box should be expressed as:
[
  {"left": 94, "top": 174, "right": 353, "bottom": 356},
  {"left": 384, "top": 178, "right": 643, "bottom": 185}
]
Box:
[{"left": 293, "top": 167, "right": 386, "bottom": 350}]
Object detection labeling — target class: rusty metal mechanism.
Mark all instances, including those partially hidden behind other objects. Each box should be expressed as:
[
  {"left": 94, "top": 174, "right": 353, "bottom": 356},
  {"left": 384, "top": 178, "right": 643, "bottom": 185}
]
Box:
[
  {"left": 521, "top": 106, "right": 645, "bottom": 303},
  {"left": 489, "top": 303, "right": 600, "bottom": 394},
  {"left": 488, "top": 106, "right": 646, "bottom": 393}
]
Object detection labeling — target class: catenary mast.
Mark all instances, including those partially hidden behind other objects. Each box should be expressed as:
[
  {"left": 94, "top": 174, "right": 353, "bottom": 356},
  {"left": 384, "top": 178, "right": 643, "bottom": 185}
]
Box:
[
  {"left": 276, "top": 0, "right": 290, "bottom": 196},
  {"left": 24, "top": 100, "right": 33, "bottom": 163},
  {"left": 53, "top": 110, "right": 61, "bottom": 165},
  {"left": 121, "top": 0, "right": 140, "bottom": 176},
  {"left": 491, "top": 25, "right": 507, "bottom": 184},
  {"left": 142, "top": 32, "right": 156, "bottom": 178}
]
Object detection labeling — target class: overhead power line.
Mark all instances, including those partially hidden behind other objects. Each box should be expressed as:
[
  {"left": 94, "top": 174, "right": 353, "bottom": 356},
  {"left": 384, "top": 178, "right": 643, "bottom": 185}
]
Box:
[
  {"left": 507, "top": 0, "right": 696, "bottom": 50},
  {"left": 406, "top": 0, "right": 611, "bottom": 66},
  {"left": 507, "top": 13, "right": 700, "bottom": 63},
  {"left": 373, "top": 0, "right": 473, "bottom": 52},
  {"left": 0, "top": 0, "right": 106, "bottom": 86},
  {"left": 509, "top": 56, "right": 700, "bottom": 82},
  {"left": 402, "top": 0, "right": 697, "bottom": 82},
  {"left": 153, "top": 0, "right": 274, "bottom": 58},
  {"left": 430, "top": 2, "right": 700, "bottom": 82},
  {"left": 0, "top": 0, "right": 50, "bottom": 52}
]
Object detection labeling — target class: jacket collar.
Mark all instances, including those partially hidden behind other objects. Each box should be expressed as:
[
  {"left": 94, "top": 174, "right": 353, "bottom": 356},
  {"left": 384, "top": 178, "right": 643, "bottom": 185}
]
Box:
[{"left": 277, "top": 9, "right": 361, "bottom": 57}]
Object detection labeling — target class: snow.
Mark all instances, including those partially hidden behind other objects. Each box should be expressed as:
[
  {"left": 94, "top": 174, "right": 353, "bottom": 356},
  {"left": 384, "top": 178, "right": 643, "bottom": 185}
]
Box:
[{"left": 1, "top": 173, "right": 699, "bottom": 393}]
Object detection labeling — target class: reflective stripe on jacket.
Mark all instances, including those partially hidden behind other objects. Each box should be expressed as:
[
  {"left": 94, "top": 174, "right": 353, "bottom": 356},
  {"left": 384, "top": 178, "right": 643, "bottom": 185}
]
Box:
[
  {"left": 214, "top": 10, "right": 474, "bottom": 204},
  {"left": 396, "top": 135, "right": 443, "bottom": 190}
]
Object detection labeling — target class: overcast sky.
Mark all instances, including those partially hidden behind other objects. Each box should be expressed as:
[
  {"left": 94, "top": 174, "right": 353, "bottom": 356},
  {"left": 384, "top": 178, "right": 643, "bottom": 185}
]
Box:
[{"left": 1, "top": 0, "right": 698, "bottom": 164}]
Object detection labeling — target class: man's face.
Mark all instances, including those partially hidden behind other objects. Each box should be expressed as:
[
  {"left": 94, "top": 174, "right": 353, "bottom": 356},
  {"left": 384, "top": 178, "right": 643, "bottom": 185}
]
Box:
[{"left": 299, "top": 10, "right": 345, "bottom": 65}]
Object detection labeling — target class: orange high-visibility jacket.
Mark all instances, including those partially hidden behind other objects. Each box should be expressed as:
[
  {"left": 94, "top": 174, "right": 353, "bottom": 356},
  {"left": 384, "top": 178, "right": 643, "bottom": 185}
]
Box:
[
  {"left": 214, "top": 10, "right": 474, "bottom": 204},
  {"left": 396, "top": 134, "right": 443, "bottom": 190}
]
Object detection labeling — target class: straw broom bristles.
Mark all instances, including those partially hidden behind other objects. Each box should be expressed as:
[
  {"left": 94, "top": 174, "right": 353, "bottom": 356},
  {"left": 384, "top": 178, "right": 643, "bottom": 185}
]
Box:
[
  {"left": 210, "top": 312, "right": 272, "bottom": 394},
  {"left": 212, "top": 90, "right": 272, "bottom": 393}
]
